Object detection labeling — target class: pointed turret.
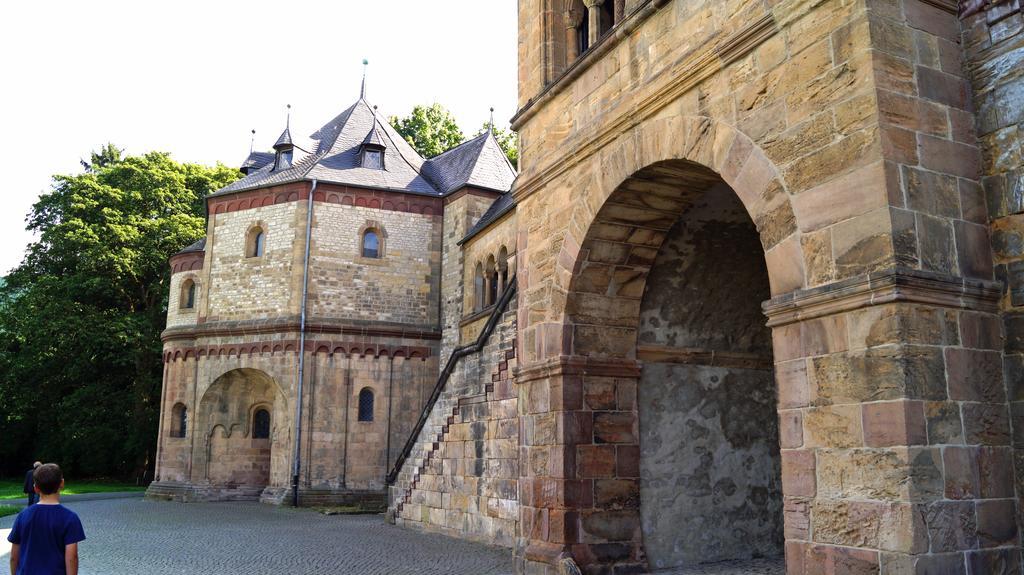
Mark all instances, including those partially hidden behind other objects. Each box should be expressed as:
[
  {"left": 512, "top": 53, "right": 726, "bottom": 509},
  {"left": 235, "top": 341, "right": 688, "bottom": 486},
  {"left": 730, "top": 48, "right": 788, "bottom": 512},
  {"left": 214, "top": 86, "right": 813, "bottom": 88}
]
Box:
[{"left": 273, "top": 105, "right": 295, "bottom": 171}]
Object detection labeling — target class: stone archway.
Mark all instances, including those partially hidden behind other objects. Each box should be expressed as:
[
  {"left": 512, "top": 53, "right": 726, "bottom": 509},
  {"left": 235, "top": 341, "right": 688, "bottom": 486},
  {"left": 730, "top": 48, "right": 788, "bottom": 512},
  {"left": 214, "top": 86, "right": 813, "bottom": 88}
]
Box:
[
  {"left": 194, "top": 368, "right": 289, "bottom": 498},
  {"left": 515, "top": 117, "right": 807, "bottom": 573}
]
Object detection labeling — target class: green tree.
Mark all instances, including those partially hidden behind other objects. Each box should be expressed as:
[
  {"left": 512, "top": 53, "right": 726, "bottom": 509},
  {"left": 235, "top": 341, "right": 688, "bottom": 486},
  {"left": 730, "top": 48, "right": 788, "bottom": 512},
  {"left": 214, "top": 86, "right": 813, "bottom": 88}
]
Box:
[
  {"left": 0, "top": 148, "right": 239, "bottom": 479},
  {"left": 476, "top": 124, "right": 519, "bottom": 171},
  {"left": 389, "top": 104, "right": 465, "bottom": 159}
]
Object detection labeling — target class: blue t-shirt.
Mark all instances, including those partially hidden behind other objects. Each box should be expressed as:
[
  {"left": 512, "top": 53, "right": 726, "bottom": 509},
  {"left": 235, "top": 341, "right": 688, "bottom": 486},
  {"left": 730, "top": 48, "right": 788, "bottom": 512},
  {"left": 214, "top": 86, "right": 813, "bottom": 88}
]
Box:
[{"left": 7, "top": 503, "right": 86, "bottom": 575}]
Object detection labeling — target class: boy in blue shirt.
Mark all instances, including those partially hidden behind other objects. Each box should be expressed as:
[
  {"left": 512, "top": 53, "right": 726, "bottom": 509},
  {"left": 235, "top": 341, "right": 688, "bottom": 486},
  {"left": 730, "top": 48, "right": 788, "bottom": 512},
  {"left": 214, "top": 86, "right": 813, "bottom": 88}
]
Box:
[{"left": 7, "top": 463, "right": 86, "bottom": 575}]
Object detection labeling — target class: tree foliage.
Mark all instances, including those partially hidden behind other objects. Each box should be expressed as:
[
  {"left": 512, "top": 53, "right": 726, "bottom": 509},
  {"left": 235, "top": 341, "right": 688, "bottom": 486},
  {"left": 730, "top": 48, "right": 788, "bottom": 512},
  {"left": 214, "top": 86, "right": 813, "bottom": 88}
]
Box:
[
  {"left": 0, "top": 146, "right": 239, "bottom": 479},
  {"left": 388, "top": 103, "right": 466, "bottom": 159}
]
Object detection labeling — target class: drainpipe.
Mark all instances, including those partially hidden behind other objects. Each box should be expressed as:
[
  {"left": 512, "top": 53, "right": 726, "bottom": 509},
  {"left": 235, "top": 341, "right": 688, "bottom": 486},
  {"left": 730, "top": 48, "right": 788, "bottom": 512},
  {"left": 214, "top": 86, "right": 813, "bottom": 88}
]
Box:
[
  {"left": 384, "top": 354, "right": 395, "bottom": 483},
  {"left": 292, "top": 179, "right": 317, "bottom": 507}
]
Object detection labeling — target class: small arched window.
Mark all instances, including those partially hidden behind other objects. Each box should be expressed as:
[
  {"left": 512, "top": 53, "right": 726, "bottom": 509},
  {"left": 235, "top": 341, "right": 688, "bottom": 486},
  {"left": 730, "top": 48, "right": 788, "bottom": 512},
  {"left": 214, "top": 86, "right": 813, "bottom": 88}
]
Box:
[
  {"left": 252, "top": 408, "right": 271, "bottom": 439},
  {"left": 247, "top": 226, "right": 266, "bottom": 258},
  {"left": 171, "top": 403, "right": 187, "bottom": 438},
  {"left": 358, "top": 388, "right": 375, "bottom": 422},
  {"left": 362, "top": 230, "right": 380, "bottom": 259},
  {"left": 180, "top": 279, "right": 197, "bottom": 310}
]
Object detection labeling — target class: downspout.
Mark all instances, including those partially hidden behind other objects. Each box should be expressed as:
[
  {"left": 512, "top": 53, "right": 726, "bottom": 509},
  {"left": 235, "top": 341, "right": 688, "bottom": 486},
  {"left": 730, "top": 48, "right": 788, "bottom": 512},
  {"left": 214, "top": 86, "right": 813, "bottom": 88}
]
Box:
[
  {"left": 291, "top": 179, "right": 317, "bottom": 507},
  {"left": 384, "top": 354, "right": 395, "bottom": 482}
]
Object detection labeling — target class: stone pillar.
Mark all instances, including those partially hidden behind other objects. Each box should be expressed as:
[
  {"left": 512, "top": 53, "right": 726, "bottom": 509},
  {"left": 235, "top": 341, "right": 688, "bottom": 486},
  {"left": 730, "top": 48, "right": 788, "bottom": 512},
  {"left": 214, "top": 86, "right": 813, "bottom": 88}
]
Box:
[
  {"left": 565, "top": 4, "right": 584, "bottom": 62},
  {"left": 613, "top": 0, "right": 624, "bottom": 25},
  {"left": 765, "top": 271, "right": 1016, "bottom": 573},
  {"left": 584, "top": 0, "right": 603, "bottom": 48}
]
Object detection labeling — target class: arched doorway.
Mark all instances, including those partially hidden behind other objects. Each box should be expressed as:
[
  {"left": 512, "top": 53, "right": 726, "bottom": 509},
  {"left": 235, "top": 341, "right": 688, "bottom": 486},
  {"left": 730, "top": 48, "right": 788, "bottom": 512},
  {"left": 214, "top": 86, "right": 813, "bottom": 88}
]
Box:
[
  {"left": 548, "top": 127, "right": 802, "bottom": 571},
  {"left": 195, "top": 368, "right": 288, "bottom": 496}
]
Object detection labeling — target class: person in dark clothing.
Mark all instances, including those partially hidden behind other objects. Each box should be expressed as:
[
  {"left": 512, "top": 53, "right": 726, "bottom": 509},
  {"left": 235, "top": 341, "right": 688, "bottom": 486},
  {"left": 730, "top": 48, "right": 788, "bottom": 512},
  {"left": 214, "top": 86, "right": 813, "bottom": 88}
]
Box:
[
  {"left": 8, "top": 463, "right": 86, "bottom": 575},
  {"left": 23, "top": 462, "right": 41, "bottom": 506}
]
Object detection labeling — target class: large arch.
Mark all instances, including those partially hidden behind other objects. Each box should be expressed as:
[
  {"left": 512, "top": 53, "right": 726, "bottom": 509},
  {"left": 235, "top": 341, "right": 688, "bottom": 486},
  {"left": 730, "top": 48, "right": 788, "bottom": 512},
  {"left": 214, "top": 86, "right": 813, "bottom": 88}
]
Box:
[
  {"left": 194, "top": 368, "right": 289, "bottom": 496},
  {"left": 515, "top": 117, "right": 810, "bottom": 572}
]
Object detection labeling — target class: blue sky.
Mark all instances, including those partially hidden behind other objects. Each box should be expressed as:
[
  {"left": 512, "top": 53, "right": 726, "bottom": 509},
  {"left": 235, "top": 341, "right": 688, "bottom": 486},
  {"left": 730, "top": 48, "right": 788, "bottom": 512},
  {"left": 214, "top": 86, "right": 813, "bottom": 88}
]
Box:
[{"left": 0, "top": 0, "right": 518, "bottom": 274}]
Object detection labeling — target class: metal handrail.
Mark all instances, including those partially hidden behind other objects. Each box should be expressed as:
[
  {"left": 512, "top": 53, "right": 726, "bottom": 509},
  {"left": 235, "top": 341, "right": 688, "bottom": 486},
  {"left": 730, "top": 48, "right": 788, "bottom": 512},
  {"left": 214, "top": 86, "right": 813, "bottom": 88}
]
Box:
[{"left": 386, "top": 275, "right": 517, "bottom": 485}]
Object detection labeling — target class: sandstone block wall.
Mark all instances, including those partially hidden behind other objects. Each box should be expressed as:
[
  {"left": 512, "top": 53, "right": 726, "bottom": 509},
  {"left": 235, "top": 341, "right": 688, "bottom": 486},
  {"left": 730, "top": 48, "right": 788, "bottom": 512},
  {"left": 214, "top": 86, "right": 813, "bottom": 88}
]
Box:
[
  {"left": 391, "top": 301, "right": 519, "bottom": 547},
  {"left": 309, "top": 202, "right": 440, "bottom": 328},
  {"left": 153, "top": 333, "right": 439, "bottom": 502},
  {"left": 507, "top": 0, "right": 1020, "bottom": 572},
  {"left": 962, "top": 0, "right": 1024, "bottom": 545},
  {"left": 441, "top": 191, "right": 499, "bottom": 365},
  {"left": 206, "top": 202, "right": 301, "bottom": 322}
]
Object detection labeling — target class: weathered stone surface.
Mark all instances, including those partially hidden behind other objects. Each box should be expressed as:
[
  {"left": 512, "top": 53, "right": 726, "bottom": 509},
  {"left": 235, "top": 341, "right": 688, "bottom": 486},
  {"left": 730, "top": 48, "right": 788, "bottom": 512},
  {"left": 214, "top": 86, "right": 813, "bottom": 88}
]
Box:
[{"left": 925, "top": 500, "right": 979, "bottom": 553}]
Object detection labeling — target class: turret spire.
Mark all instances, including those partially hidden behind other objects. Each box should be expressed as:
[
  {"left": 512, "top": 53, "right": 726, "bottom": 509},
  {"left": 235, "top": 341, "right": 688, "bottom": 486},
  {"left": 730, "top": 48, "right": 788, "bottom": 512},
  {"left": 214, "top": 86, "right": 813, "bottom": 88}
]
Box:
[{"left": 360, "top": 59, "right": 369, "bottom": 100}]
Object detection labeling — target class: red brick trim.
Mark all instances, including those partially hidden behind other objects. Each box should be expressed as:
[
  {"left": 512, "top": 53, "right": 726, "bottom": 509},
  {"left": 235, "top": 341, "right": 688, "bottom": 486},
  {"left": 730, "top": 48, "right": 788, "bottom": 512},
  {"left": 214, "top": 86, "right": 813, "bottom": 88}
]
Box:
[
  {"left": 170, "top": 252, "right": 204, "bottom": 274},
  {"left": 208, "top": 182, "right": 443, "bottom": 217},
  {"left": 162, "top": 320, "right": 442, "bottom": 342},
  {"left": 163, "top": 340, "right": 432, "bottom": 363}
]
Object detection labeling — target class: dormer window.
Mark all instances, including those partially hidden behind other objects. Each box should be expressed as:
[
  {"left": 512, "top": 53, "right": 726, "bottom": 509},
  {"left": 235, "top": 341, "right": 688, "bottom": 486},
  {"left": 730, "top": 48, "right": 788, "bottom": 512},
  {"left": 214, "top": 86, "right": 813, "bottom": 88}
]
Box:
[
  {"left": 362, "top": 148, "right": 383, "bottom": 170},
  {"left": 360, "top": 122, "right": 387, "bottom": 170},
  {"left": 273, "top": 125, "right": 294, "bottom": 171}
]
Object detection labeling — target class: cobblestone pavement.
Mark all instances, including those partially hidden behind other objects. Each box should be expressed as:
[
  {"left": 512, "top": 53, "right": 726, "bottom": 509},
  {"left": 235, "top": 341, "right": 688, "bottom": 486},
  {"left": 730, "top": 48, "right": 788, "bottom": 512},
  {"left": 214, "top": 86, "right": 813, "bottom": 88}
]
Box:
[
  {"left": 1, "top": 498, "right": 513, "bottom": 575},
  {"left": 652, "top": 557, "right": 785, "bottom": 574}
]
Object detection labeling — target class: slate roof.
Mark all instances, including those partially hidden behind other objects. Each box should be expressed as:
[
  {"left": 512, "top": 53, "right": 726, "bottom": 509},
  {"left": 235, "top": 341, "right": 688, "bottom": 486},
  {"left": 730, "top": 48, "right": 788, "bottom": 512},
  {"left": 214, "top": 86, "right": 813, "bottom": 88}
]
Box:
[
  {"left": 273, "top": 127, "right": 293, "bottom": 149},
  {"left": 213, "top": 97, "right": 517, "bottom": 200},
  {"left": 175, "top": 238, "right": 207, "bottom": 254},
  {"left": 459, "top": 192, "right": 516, "bottom": 245},
  {"left": 241, "top": 152, "right": 274, "bottom": 172},
  {"left": 420, "top": 131, "right": 517, "bottom": 195}
]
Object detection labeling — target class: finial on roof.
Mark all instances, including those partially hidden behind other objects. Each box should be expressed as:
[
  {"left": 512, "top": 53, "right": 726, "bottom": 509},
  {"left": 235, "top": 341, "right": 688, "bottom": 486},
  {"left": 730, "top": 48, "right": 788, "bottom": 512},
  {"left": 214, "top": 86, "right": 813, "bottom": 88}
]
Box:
[
  {"left": 286, "top": 103, "right": 291, "bottom": 129},
  {"left": 489, "top": 107, "right": 495, "bottom": 133},
  {"left": 361, "top": 59, "right": 369, "bottom": 100},
  {"left": 249, "top": 129, "right": 256, "bottom": 154}
]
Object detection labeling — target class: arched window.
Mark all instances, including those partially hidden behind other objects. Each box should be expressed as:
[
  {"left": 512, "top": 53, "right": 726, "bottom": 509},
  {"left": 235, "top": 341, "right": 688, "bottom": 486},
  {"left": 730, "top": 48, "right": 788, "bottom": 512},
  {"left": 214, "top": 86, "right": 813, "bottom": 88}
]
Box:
[
  {"left": 170, "top": 403, "right": 187, "bottom": 438},
  {"left": 252, "top": 408, "right": 271, "bottom": 439},
  {"left": 180, "top": 279, "right": 197, "bottom": 310},
  {"left": 362, "top": 230, "right": 380, "bottom": 259},
  {"left": 358, "top": 388, "right": 375, "bottom": 422},
  {"left": 247, "top": 226, "right": 266, "bottom": 258},
  {"left": 474, "top": 263, "right": 485, "bottom": 312}
]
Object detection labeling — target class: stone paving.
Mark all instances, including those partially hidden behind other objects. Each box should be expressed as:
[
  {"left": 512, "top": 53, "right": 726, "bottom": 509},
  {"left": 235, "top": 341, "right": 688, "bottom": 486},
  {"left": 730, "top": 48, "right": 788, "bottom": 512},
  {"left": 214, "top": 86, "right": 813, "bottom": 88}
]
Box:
[{"left": 1, "top": 498, "right": 513, "bottom": 575}]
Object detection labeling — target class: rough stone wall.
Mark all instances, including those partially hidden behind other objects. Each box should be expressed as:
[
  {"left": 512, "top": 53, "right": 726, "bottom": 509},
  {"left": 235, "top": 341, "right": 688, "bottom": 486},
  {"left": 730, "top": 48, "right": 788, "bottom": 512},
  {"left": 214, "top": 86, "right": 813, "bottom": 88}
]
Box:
[
  {"left": 961, "top": 0, "right": 1024, "bottom": 544},
  {"left": 636, "top": 185, "right": 781, "bottom": 569},
  {"left": 309, "top": 203, "right": 441, "bottom": 328},
  {"left": 206, "top": 202, "right": 301, "bottom": 322},
  {"left": 391, "top": 300, "right": 519, "bottom": 547}
]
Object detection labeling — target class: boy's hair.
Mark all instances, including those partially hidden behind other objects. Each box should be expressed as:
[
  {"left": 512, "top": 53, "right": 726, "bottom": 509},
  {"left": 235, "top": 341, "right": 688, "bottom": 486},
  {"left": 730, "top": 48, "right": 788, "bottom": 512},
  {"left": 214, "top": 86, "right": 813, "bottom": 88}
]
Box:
[{"left": 33, "top": 463, "right": 63, "bottom": 495}]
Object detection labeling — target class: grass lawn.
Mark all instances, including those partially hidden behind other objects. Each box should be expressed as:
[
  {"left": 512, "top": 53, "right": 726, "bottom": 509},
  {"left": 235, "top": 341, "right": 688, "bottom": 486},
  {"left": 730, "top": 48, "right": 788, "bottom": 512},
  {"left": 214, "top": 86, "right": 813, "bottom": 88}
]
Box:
[{"left": 0, "top": 479, "right": 147, "bottom": 501}]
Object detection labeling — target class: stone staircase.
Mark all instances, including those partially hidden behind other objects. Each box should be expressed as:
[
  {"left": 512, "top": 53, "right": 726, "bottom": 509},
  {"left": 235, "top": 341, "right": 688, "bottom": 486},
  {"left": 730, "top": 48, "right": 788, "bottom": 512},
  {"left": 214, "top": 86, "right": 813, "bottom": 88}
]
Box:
[{"left": 388, "top": 303, "right": 517, "bottom": 522}]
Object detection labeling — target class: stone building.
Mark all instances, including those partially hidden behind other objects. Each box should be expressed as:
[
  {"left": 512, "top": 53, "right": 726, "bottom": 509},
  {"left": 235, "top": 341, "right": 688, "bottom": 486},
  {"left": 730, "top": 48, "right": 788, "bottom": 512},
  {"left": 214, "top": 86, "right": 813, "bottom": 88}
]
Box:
[
  {"left": 391, "top": 0, "right": 1024, "bottom": 573},
  {"left": 147, "top": 90, "right": 517, "bottom": 505},
  {"left": 153, "top": 0, "right": 1024, "bottom": 573}
]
